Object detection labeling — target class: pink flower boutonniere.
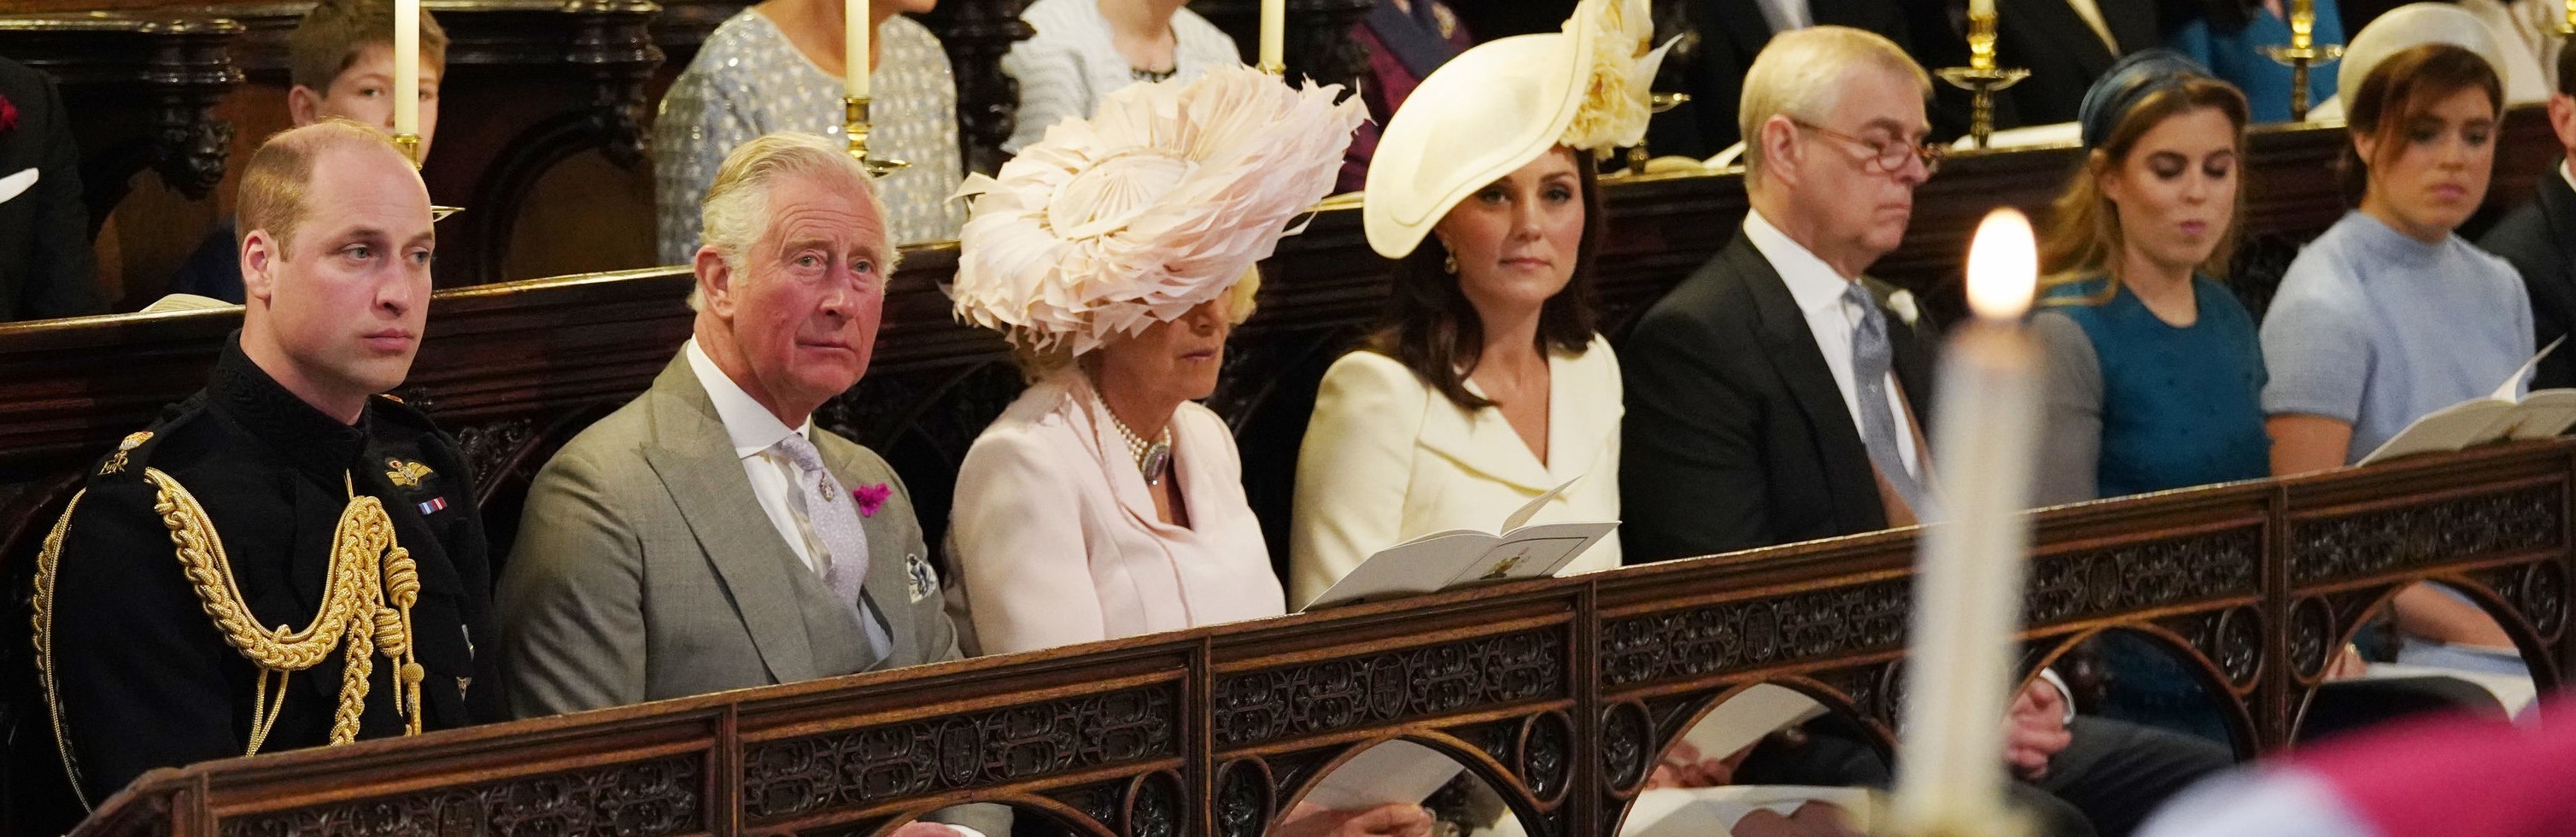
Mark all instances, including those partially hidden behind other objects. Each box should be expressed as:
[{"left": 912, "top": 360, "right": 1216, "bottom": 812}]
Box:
[
  {"left": 0, "top": 94, "right": 18, "bottom": 135},
  {"left": 852, "top": 483, "right": 893, "bottom": 518}
]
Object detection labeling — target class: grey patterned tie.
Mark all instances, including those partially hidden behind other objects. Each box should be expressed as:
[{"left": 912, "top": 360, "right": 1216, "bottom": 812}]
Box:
[
  {"left": 1844, "top": 282, "right": 1935, "bottom": 518},
  {"left": 773, "top": 434, "right": 870, "bottom": 607}
]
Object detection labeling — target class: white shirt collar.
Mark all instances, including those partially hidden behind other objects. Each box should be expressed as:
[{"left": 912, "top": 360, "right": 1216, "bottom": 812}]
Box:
[
  {"left": 685, "top": 337, "right": 813, "bottom": 460},
  {"left": 1743, "top": 208, "right": 1860, "bottom": 318},
  {"left": 2561, "top": 160, "right": 2573, "bottom": 196}
]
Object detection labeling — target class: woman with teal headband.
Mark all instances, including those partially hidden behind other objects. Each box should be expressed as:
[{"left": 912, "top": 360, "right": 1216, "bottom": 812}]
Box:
[{"left": 2031, "top": 50, "right": 2270, "bottom": 507}]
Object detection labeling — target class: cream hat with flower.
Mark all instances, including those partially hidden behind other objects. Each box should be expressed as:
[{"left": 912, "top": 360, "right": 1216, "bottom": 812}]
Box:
[
  {"left": 948, "top": 65, "right": 1365, "bottom": 355},
  {"left": 1361, "top": 0, "right": 1674, "bottom": 260}
]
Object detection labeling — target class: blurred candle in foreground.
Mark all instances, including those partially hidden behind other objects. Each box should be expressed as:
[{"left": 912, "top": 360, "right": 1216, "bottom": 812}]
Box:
[
  {"left": 393, "top": 0, "right": 419, "bottom": 138},
  {"left": 1891, "top": 208, "right": 2041, "bottom": 836},
  {"left": 1260, "top": 0, "right": 1285, "bottom": 71}
]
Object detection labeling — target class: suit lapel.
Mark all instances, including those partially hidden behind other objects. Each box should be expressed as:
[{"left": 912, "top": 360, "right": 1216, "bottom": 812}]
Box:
[
  {"left": 1729, "top": 237, "right": 1888, "bottom": 528},
  {"left": 2543, "top": 164, "right": 2576, "bottom": 272},
  {"left": 830, "top": 441, "right": 920, "bottom": 670},
  {"left": 637, "top": 358, "right": 819, "bottom": 686}
]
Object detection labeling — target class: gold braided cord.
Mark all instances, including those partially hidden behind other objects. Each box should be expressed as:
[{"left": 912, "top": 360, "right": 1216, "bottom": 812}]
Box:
[
  {"left": 143, "top": 466, "right": 426, "bottom": 752},
  {"left": 32, "top": 489, "right": 95, "bottom": 813}
]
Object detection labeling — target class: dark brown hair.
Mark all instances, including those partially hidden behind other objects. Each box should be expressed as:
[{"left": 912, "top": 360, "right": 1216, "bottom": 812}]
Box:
[
  {"left": 1363, "top": 155, "right": 1606, "bottom": 411},
  {"left": 2338, "top": 44, "right": 2503, "bottom": 208},
  {"left": 289, "top": 0, "right": 449, "bottom": 93},
  {"left": 2040, "top": 77, "right": 2251, "bottom": 301}
]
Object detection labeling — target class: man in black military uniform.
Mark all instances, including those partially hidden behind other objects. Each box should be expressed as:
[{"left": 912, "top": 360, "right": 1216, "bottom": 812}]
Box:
[{"left": 31, "top": 119, "right": 491, "bottom": 818}]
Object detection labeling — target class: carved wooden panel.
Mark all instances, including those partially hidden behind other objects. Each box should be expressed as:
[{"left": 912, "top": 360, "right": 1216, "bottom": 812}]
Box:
[
  {"left": 742, "top": 682, "right": 1181, "bottom": 825},
  {"left": 2027, "top": 527, "right": 2264, "bottom": 624},
  {"left": 212, "top": 754, "right": 704, "bottom": 837},
  {"left": 1213, "top": 627, "right": 1569, "bottom": 748},
  {"left": 2287, "top": 484, "right": 2566, "bottom": 585},
  {"left": 1599, "top": 578, "right": 1911, "bottom": 688}
]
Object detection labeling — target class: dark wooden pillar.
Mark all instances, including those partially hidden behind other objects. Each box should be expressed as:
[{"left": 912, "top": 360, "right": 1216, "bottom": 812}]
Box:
[{"left": 919, "top": 0, "right": 1033, "bottom": 176}]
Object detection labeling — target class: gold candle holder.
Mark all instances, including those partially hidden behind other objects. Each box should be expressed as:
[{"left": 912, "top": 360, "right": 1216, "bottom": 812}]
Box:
[
  {"left": 2263, "top": 2, "right": 2342, "bottom": 120},
  {"left": 1257, "top": 61, "right": 1285, "bottom": 75},
  {"left": 1619, "top": 91, "right": 1693, "bottom": 176},
  {"left": 2560, "top": 0, "right": 2574, "bottom": 36},
  {"left": 393, "top": 132, "right": 423, "bottom": 167},
  {"left": 844, "top": 96, "right": 910, "bottom": 179},
  {"left": 1935, "top": 12, "right": 2029, "bottom": 150}
]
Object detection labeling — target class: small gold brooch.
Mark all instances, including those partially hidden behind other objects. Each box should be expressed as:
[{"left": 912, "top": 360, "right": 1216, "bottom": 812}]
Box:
[
  {"left": 98, "top": 431, "right": 152, "bottom": 475},
  {"left": 385, "top": 459, "right": 434, "bottom": 488}
]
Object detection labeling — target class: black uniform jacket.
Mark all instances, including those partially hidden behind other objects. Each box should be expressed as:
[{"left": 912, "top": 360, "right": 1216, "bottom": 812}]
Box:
[{"left": 42, "top": 335, "right": 494, "bottom": 805}]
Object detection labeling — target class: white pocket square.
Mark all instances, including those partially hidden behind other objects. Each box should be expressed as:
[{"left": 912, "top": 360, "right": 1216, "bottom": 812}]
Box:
[{"left": 0, "top": 168, "right": 35, "bottom": 206}]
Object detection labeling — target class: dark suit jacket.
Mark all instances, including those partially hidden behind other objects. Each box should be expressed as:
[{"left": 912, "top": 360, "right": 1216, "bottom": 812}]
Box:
[
  {"left": 1620, "top": 234, "right": 1940, "bottom": 563},
  {"left": 1648, "top": 0, "right": 1941, "bottom": 159},
  {"left": 1916, "top": 0, "right": 2161, "bottom": 132},
  {"left": 2480, "top": 162, "right": 2576, "bottom": 391},
  {"left": 0, "top": 56, "right": 98, "bottom": 320}
]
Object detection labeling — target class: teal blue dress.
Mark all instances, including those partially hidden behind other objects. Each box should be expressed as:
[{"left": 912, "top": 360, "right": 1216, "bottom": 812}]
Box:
[{"left": 2033, "top": 274, "right": 2271, "bottom": 504}]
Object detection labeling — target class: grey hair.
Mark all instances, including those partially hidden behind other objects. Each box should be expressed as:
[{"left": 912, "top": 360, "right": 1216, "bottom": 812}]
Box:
[
  {"left": 688, "top": 131, "right": 901, "bottom": 311},
  {"left": 1737, "top": 26, "right": 1931, "bottom": 182}
]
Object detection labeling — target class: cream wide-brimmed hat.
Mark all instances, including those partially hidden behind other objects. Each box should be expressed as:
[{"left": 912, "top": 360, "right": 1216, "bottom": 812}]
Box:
[
  {"left": 948, "top": 65, "right": 1364, "bottom": 355},
  {"left": 1361, "top": 0, "right": 1673, "bottom": 259},
  {"left": 2330, "top": 3, "right": 2516, "bottom": 114}
]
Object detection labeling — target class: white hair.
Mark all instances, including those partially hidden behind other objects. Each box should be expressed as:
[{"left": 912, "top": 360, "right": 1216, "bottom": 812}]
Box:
[
  {"left": 688, "top": 132, "right": 901, "bottom": 311},
  {"left": 1737, "top": 26, "right": 1932, "bottom": 182}
]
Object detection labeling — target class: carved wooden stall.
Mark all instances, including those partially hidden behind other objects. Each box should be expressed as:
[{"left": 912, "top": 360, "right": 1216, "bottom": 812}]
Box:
[{"left": 48, "top": 438, "right": 2576, "bottom": 837}]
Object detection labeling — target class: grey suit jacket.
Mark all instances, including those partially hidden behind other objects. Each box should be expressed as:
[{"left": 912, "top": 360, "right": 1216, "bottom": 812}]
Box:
[{"left": 498, "top": 354, "right": 965, "bottom": 714}]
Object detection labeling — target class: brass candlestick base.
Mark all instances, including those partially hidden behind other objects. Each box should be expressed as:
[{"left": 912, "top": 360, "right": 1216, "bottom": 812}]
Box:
[
  {"left": 1256, "top": 61, "right": 1285, "bottom": 75},
  {"left": 392, "top": 132, "right": 465, "bottom": 220},
  {"left": 1936, "top": 66, "right": 2030, "bottom": 150},
  {"left": 2263, "top": 44, "right": 2344, "bottom": 120},
  {"left": 1619, "top": 91, "right": 1693, "bottom": 175},
  {"left": 842, "top": 97, "right": 910, "bottom": 179}
]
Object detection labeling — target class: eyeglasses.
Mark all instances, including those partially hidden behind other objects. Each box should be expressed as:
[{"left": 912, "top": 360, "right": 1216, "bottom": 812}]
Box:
[{"left": 1788, "top": 118, "right": 1944, "bottom": 177}]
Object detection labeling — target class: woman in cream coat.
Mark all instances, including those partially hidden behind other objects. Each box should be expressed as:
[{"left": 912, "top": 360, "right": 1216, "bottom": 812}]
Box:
[{"left": 1289, "top": 0, "right": 1669, "bottom": 607}]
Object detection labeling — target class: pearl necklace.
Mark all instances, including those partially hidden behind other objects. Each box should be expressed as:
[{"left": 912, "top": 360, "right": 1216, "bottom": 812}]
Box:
[{"left": 1099, "top": 395, "right": 1174, "bottom": 488}]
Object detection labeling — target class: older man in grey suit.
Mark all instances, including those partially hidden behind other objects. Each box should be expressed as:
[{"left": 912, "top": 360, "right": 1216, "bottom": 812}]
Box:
[{"left": 497, "top": 132, "right": 995, "bottom": 835}]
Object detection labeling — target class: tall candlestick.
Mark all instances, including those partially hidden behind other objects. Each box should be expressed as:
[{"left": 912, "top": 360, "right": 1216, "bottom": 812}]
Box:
[
  {"left": 1969, "top": 0, "right": 1994, "bottom": 17},
  {"left": 846, "top": 0, "right": 871, "bottom": 98},
  {"left": 1259, "top": 0, "right": 1285, "bottom": 73},
  {"left": 2289, "top": 0, "right": 2315, "bottom": 50},
  {"left": 392, "top": 0, "right": 419, "bottom": 142},
  {"left": 1890, "top": 208, "right": 2041, "bottom": 837}
]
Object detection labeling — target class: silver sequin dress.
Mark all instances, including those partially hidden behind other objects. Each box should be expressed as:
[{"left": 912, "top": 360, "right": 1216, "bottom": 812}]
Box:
[{"left": 653, "top": 9, "right": 966, "bottom": 264}]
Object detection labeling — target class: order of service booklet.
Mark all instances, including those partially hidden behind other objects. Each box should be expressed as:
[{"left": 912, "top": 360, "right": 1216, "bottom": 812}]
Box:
[
  {"left": 1301, "top": 478, "right": 1618, "bottom": 611},
  {"left": 2361, "top": 337, "right": 2576, "bottom": 465}
]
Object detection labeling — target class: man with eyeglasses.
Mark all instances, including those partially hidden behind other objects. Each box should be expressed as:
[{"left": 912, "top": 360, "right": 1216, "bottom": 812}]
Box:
[{"left": 1619, "top": 26, "right": 2226, "bottom": 837}]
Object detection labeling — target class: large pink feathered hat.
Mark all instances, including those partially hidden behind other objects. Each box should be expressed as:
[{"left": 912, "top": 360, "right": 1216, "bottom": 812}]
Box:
[{"left": 947, "top": 65, "right": 1366, "bottom": 355}]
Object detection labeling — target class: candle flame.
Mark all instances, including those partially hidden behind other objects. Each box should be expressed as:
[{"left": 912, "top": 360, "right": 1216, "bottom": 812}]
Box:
[{"left": 1965, "top": 208, "right": 2036, "bottom": 320}]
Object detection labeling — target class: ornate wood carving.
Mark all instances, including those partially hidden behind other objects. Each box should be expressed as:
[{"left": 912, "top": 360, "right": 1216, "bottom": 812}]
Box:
[
  {"left": 1286, "top": 0, "right": 1373, "bottom": 94},
  {"left": 2288, "top": 484, "right": 2566, "bottom": 584},
  {"left": 0, "top": 15, "right": 243, "bottom": 225},
  {"left": 1599, "top": 578, "right": 1911, "bottom": 688},
  {"left": 1213, "top": 627, "right": 1568, "bottom": 748},
  {"left": 212, "top": 754, "right": 703, "bottom": 837},
  {"left": 741, "top": 683, "right": 1180, "bottom": 824},
  {"left": 922, "top": 0, "right": 1035, "bottom": 176},
  {"left": 2027, "top": 527, "right": 2264, "bottom": 623}
]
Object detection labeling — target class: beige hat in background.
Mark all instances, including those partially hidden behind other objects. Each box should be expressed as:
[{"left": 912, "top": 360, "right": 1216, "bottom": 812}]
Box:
[
  {"left": 1361, "top": 0, "right": 1674, "bottom": 260},
  {"left": 2329, "top": 3, "right": 2518, "bottom": 115}
]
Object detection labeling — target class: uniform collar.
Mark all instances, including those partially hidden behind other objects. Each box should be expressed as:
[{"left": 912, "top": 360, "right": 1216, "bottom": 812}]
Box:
[
  {"left": 205, "top": 331, "right": 369, "bottom": 477},
  {"left": 685, "top": 337, "right": 813, "bottom": 461}
]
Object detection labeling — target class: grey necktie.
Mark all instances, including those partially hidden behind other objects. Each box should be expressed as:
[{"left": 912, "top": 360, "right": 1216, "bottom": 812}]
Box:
[
  {"left": 772, "top": 434, "right": 870, "bottom": 607},
  {"left": 1844, "top": 282, "right": 1935, "bottom": 518}
]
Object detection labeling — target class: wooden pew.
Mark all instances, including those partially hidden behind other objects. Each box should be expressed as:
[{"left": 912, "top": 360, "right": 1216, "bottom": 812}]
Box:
[{"left": 51, "top": 439, "right": 2576, "bottom": 836}]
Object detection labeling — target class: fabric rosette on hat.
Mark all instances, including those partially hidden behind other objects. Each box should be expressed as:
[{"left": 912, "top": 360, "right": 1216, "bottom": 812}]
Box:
[
  {"left": 1362, "top": 0, "right": 1674, "bottom": 259},
  {"left": 948, "top": 64, "right": 1365, "bottom": 356}
]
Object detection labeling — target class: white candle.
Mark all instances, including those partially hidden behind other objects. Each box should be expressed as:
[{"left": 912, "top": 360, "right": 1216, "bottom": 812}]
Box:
[
  {"left": 1969, "top": 0, "right": 1994, "bottom": 18},
  {"left": 1259, "top": 0, "right": 1285, "bottom": 69},
  {"left": 393, "top": 0, "right": 419, "bottom": 137},
  {"left": 2289, "top": 0, "right": 2315, "bottom": 50},
  {"left": 846, "top": 0, "right": 871, "bottom": 99},
  {"left": 1891, "top": 208, "right": 2042, "bottom": 834}
]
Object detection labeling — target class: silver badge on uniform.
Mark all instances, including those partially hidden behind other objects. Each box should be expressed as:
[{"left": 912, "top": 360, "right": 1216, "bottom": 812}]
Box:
[{"left": 905, "top": 552, "right": 939, "bottom": 604}]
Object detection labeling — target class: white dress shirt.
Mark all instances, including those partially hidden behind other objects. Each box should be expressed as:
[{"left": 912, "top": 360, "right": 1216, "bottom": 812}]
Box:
[
  {"left": 1755, "top": 0, "right": 1811, "bottom": 32},
  {"left": 2562, "top": 161, "right": 2573, "bottom": 195},
  {"left": 1741, "top": 210, "right": 1923, "bottom": 479},
  {"left": 685, "top": 338, "right": 892, "bottom": 660}
]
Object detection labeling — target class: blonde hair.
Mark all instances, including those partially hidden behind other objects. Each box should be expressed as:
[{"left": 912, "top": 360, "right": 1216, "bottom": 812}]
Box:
[
  {"left": 236, "top": 118, "right": 407, "bottom": 255},
  {"left": 2040, "top": 79, "right": 2251, "bottom": 301},
  {"left": 1738, "top": 26, "right": 1930, "bottom": 181},
  {"left": 691, "top": 132, "right": 898, "bottom": 310},
  {"left": 1010, "top": 266, "right": 1264, "bottom": 380}
]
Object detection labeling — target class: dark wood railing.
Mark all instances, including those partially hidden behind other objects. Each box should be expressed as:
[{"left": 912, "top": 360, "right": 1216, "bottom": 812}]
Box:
[{"left": 59, "top": 439, "right": 2576, "bottom": 836}]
